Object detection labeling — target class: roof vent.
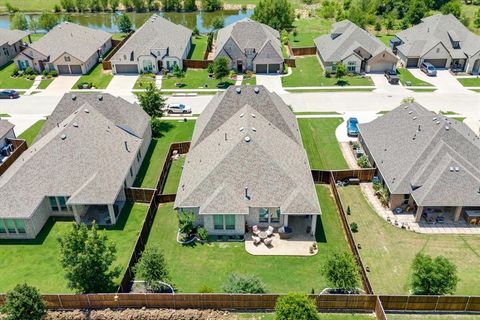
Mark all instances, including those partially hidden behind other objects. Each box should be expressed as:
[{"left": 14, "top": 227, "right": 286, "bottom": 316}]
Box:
[
  {"left": 254, "top": 87, "right": 260, "bottom": 94},
  {"left": 432, "top": 117, "right": 437, "bottom": 121},
  {"left": 245, "top": 187, "right": 251, "bottom": 200},
  {"left": 72, "top": 122, "right": 78, "bottom": 128},
  {"left": 97, "top": 94, "right": 103, "bottom": 101},
  {"left": 417, "top": 125, "right": 421, "bottom": 131},
  {"left": 71, "top": 94, "right": 77, "bottom": 101},
  {"left": 60, "top": 134, "right": 67, "bottom": 140},
  {"left": 449, "top": 167, "right": 454, "bottom": 172},
  {"left": 436, "top": 121, "right": 440, "bottom": 125},
  {"left": 408, "top": 111, "right": 413, "bottom": 114},
  {"left": 244, "top": 136, "right": 251, "bottom": 142},
  {"left": 240, "top": 127, "right": 244, "bottom": 131},
  {"left": 454, "top": 167, "right": 460, "bottom": 172},
  {"left": 404, "top": 106, "right": 408, "bottom": 109},
  {"left": 235, "top": 87, "right": 241, "bottom": 94},
  {"left": 84, "top": 109, "right": 90, "bottom": 113},
  {"left": 413, "top": 116, "right": 417, "bottom": 120},
  {"left": 240, "top": 113, "right": 244, "bottom": 118},
  {"left": 413, "top": 134, "right": 416, "bottom": 140},
  {"left": 445, "top": 126, "right": 450, "bottom": 131},
  {"left": 251, "top": 113, "right": 256, "bottom": 118},
  {"left": 252, "top": 127, "right": 256, "bottom": 132}
]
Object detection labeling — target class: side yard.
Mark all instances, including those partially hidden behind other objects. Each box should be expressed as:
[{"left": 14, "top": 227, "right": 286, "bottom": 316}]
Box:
[
  {"left": 187, "top": 35, "right": 208, "bottom": 60},
  {"left": 289, "top": 17, "right": 333, "bottom": 48},
  {"left": 18, "top": 119, "right": 46, "bottom": 146},
  {"left": 338, "top": 185, "right": 480, "bottom": 295}
]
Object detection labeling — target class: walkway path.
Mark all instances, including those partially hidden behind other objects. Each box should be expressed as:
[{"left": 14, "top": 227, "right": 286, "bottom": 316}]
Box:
[
  {"left": 235, "top": 75, "right": 243, "bottom": 86},
  {"left": 155, "top": 75, "right": 163, "bottom": 89},
  {"left": 24, "top": 76, "right": 42, "bottom": 96}
]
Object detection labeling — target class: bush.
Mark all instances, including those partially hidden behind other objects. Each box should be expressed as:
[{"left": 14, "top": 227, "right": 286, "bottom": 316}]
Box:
[
  {"left": 192, "top": 26, "right": 199, "bottom": 36},
  {"left": 198, "top": 284, "right": 214, "bottom": 293},
  {"left": 229, "top": 70, "right": 237, "bottom": 79},
  {"left": 172, "top": 64, "right": 184, "bottom": 78},
  {"left": 411, "top": 253, "right": 458, "bottom": 295},
  {"left": 11, "top": 67, "right": 19, "bottom": 77},
  {"left": 207, "top": 63, "right": 214, "bottom": 74},
  {"left": 49, "top": 70, "right": 58, "bottom": 77},
  {"left": 350, "top": 222, "right": 358, "bottom": 233},
  {"left": 322, "top": 252, "right": 359, "bottom": 292},
  {"left": 372, "top": 181, "right": 382, "bottom": 192},
  {"left": 241, "top": 4, "right": 247, "bottom": 11},
  {"left": 1, "top": 283, "right": 46, "bottom": 320},
  {"left": 42, "top": 70, "right": 49, "bottom": 76},
  {"left": 223, "top": 274, "right": 266, "bottom": 293},
  {"left": 351, "top": 141, "right": 359, "bottom": 150},
  {"left": 24, "top": 67, "right": 34, "bottom": 76},
  {"left": 197, "top": 227, "right": 208, "bottom": 241},
  {"left": 150, "top": 118, "right": 164, "bottom": 138},
  {"left": 347, "top": 206, "right": 351, "bottom": 215},
  {"left": 275, "top": 293, "right": 319, "bottom": 320},
  {"left": 28, "top": 75, "right": 36, "bottom": 80},
  {"left": 357, "top": 155, "right": 369, "bottom": 168},
  {"left": 178, "top": 212, "right": 195, "bottom": 235},
  {"left": 77, "top": 81, "right": 93, "bottom": 89}
]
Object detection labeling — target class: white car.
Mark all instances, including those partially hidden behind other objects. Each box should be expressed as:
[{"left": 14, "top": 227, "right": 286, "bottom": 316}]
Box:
[{"left": 166, "top": 103, "right": 192, "bottom": 114}]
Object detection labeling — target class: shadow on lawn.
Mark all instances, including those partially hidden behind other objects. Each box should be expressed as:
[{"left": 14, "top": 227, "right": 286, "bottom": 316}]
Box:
[
  {"left": 0, "top": 217, "right": 62, "bottom": 245},
  {"left": 315, "top": 215, "right": 327, "bottom": 243}
]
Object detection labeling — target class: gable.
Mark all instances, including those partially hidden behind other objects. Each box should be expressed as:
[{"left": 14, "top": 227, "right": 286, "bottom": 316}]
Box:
[{"left": 253, "top": 41, "right": 283, "bottom": 64}]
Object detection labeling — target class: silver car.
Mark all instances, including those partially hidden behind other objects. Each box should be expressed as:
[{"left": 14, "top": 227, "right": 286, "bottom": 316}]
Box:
[
  {"left": 166, "top": 103, "right": 192, "bottom": 114},
  {"left": 420, "top": 62, "right": 437, "bottom": 76}
]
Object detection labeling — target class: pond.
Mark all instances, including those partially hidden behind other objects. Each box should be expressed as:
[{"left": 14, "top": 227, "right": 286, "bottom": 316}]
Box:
[{"left": 0, "top": 10, "right": 253, "bottom": 33}]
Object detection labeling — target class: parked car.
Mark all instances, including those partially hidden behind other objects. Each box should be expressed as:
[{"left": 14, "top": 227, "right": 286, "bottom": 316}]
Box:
[
  {"left": 166, "top": 103, "right": 192, "bottom": 114},
  {"left": 420, "top": 62, "right": 437, "bottom": 76},
  {"left": 346, "top": 117, "right": 359, "bottom": 137},
  {"left": 384, "top": 70, "right": 399, "bottom": 84},
  {"left": 0, "top": 90, "right": 19, "bottom": 99}
]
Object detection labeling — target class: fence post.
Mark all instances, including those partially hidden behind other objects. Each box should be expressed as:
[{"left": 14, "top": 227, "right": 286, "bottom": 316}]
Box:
[
  {"left": 465, "top": 296, "right": 471, "bottom": 312},
  {"left": 57, "top": 294, "right": 63, "bottom": 309}
]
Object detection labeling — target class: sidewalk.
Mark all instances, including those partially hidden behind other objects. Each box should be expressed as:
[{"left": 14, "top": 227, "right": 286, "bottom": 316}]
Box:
[{"left": 24, "top": 75, "right": 42, "bottom": 96}]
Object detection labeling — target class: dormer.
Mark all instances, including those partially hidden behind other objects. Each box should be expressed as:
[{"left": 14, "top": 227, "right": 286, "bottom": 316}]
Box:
[
  {"left": 151, "top": 48, "right": 168, "bottom": 58},
  {"left": 447, "top": 30, "right": 460, "bottom": 49}
]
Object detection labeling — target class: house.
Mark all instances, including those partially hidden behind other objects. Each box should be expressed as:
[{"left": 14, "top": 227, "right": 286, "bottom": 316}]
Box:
[
  {"left": 0, "top": 119, "right": 15, "bottom": 150},
  {"left": 214, "top": 19, "right": 284, "bottom": 74},
  {"left": 174, "top": 85, "right": 321, "bottom": 236},
  {"left": 110, "top": 15, "right": 192, "bottom": 74},
  {"left": 314, "top": 20, "right": 398, "bottom": 73},
  {"left": 0, "top": 93, "right": 151, "bottom": 239},
  {"left": 393, "top": 14, "right": 480, "bottom": 73},
  {"left": 14, "top": 22, "right": 112, "bottom": 75},
  {"left": 0, "top": 28, "right": 30, "bottom": 68},
  {"left": 358, "top": 103, "right": 480, "bottom": 224}
]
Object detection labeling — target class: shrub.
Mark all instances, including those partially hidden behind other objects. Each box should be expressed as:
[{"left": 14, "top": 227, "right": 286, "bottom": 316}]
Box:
[
  {"left": 229, "top": 70, "right": 237, "bottom": 79},
  {"left": 192, "top": 26, "right": 199, "bottom": 36},
  {"left": 134, "top": 246, "right": 171, "bottom": 292},
  {"left": 150, "top": 118, "right": 164, "bottom": 138},
  {"left": 77, "top": 81, "right": 93, "bottom": 89},
  {"left": 322, "top": 252, "right": 359, "bottom": 292},
  {"left": 275, "top": 293, "right": 319, "bottom": 320},
  {"left": 351, "top": 141, "right": 359, "bottom": 149},
  {"left": 10, "top": 67, "right": 19, "bottom": 77},
  {"left": 335, "top": 62, "right": 346, "bottom": 78},
  {"left": 24, "top": 67, "right": 34, "bottom": 76},
  {"left": 49, "top": 70, "right": 58, "bottom": 77},
  {"left": 357, "top": 155, "right": 369, "bottom": 168},
  {"left": 207, "top": 63, "right": 214, "bottom": 74},
  {"left": 172, "top": 64, "right": 184, "bottom": 78},
  {"left": 241, "top": 4, "right": 247, "bottom": 11},
  {"left": 347, "top": 206, "right": 351, "bottom": 215},
  {"left": 350, "top": 222, "right": 358, "bottom": 233},
  {"left": 375, "top": 186, "right": 390, "bottom": 207},
  {"left": 28, "top": 75, "right": 36, "bottom": 80},
  {"left": 198, "top": 284, "right": 214, "bottom": 293},
  {"left": 411, "top": 253, "right": 458, "bottom": 295},
  {"left": 223, "top": 274, "right": 266, "bottom": 293},
  {"left": 178, "top": 212, "right": 195, "bottom": 235},
  {"left": 1, "top": 283, "right": 46, "bottom": 320},
  {"left": 42, "top": 70, "right": 49, "bottom": 76},
  {"left": 372, "top": 181, "right": 382, "bottom": 192},
  {"left": 197, "top": 227, "right": 208, "bottom": 241}
]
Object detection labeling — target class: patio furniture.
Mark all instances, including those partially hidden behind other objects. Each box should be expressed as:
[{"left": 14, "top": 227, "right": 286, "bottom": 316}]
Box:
[
  {"left": 266, "top": 226, "right": 274, "bottom": 237},
  {"left": 252, "top": 235, "right": 261, "bottom": 245},
  {"left": 252, "top": 225, "right": 260, "bottom": 236},
  {"left": 258, "top": 231, "right": 268, "bottom": 240},
  {"left": 278, "top": 226, "right": 293, "bottom": 239},
  {"left": 264, "top": 237, "right": 273, "bottom": 246}
]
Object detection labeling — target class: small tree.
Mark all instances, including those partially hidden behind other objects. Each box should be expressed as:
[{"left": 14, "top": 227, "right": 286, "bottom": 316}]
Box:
[
  {"left": 357, "top": 155, "right": 369, "bottom": 168},
  {"left": 441, "top": 0, "right": 462, "bottom": 18},
  {"left": 184, "top": 0, "right": 197, "bottom": 11},
  {"left": 178, "top": 211, "right": 195, "bottom": 234},
  {"left": 58, "top": 222, "right": 121, "bottom": 293},
  {"left": 206, "top": 32, "right": 214, "bottom": 51},
  {"left": 10, "top": 13, "right": 28, "bottom": 31},
  {"left": 292, "top": 28, "right": 298, "bottom": 41},
  {"left": 117, "top": 13, "right": 133, "bottom": 33},
  {"left": 2, "top": 284, "right": 46, "bottom": 320},
  {"left": 385, "top": 18, "right": 395, "bottom": 32},
  {"left": 374, "top": 20, "right": 382, "bottom": 32},
  {"left": 223, "top": 273, "right": 266, "bottom": 293},
  {"left": 275, "top": 293, "right": 319, "bottom": 320},
  {"left": 38, "top": 12, "right": 59, "bottom": 31},
  {"left": 335, "top": 62, "right": 347, "bottom": 78},
  {"left": 214, "top": 56, "right": 230, "bottom": 83},
  {"left": 29, "top": 17, "right": 39, "bottom": 34},
  {"left": 212, "top": 17, "right": 224, "bottom": 30},
  {"left": 350, "top": 222, "right": 358, "bottom": 232},
  {"left": 410, "top": 253, "right": 458, "bottom": 295},
  {"left": 138, "top": 83, "right": 166, "bottom": 118},
  {"left": 134, "top": 247, "right": 171, "bottom": 292},
  {"left": 201, "top": 0, "right": 222, "bottom": 12},
  {"left": 322, "top": 252, "right": 359, "bottom": 293},
  {"left": 475, "top": 8, "right": 480, "bottom": 29},
  {"left": 252, "top": 0, "right": 294, "bottom": 30},
  {"left": 192, "top": 26, "right": 200, "bottom": 36}
]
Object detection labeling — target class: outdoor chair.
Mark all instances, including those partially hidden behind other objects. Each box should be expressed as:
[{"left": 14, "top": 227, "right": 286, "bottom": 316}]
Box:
[
  {"left": 264, "top": 237, "right": 273, "bottom": 246},
  {"left": 252, "top": 235, "right": 261, "bottom": 245},
  {"left": 252, "top": 225, "right": 260, "bottom": 235},
  {"left": 266, "top": 226, "right": 274, "bottom": 237}
]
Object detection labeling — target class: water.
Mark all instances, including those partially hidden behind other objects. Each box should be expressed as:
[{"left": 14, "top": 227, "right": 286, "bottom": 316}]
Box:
[{"left": 0, "top": 10, "right": 253, "bottom": 33}]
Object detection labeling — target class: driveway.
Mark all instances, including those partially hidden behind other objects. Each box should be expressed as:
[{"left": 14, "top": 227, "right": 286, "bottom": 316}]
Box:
[
  {"left": 255, "top": 74, "right": 287, "bottom": 94},
  {"left": 335, "top": 111, "right": 378, "bottom": 143},
  {"left": 408, "top": 68, "right": 468, "bottom": 93},
  {"left": 370, "top": 73, "right": 408, "bottom": 94},
  {"left": 39, "top": 76, "right": 81, "bottom": 96},
  {"left": 106, "top": 74, "right": 138, "bottom": 97}
]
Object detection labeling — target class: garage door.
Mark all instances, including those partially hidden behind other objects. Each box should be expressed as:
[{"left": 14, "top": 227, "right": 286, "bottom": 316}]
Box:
[
  {"left": 255, "top": 64, "right": 267, "bottom": 73},
  {"left": 57, "top": 65, "right": 70, "bottom": 74},
  {"left": 115, "top": 64, "right": 138, "bottom": 74},
  {"left": 406, "top": 58, "right": 419, "bottom": 68},
  {"left": 70, "top": 65, "right": 82, "bottom": 74},
  {"left": 268, "top": 64, "right": 281, "bottom": 74},
  {"left": 368, "top": 62, "right": 395, "bottom": 73},
  {"left": 424, "top": 59, "right": 447, "bottom": 68}
]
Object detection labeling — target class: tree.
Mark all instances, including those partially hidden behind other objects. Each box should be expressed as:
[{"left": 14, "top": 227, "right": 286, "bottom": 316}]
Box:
[
  {"left": 117, "top": 13, "right": 133, "bottom": 33},
  {"left": 38, "top": 12, "right": 59, "bottom": 31},
  {"left": 162, "top": 0, "right": 181, "bottom": 11},
  {"left": 111, "top": 0, "right": 120, "bottom": 10},
  {"left": 223, "top": 274, "right": 266, "bottom": 293},
  {"left": 5, "top": 2, "right": 19, "bottom": 13},
  {"left": 441, "top": 0, "right": 462, "bottom": 19},
  {"left": 10, "top": 13, "right": 28, "bottom": 31},
  {"left": 212, "top": 17, "right": 224, "bottom": 30},
  {"left": 410, "top": 253, "right": 458, "bottom": 295},
  {"left": 178, "top": 211, "right": 195, "bottom": 234},
  {"left": 134, "top": 247, "right": 171, "bottom": 292},
  {"left": 29, "top": 17, "right": 39, "bottom": 34},
  {"left": 100, "top": 0, "right": 110, "bottom": 10},
  {"left": 1, "top": 284, "right": 46, "bottom": 320},
  {"left": 121, "top": 0, "right": 134, "bottom": 11},
  {"left": 347, "top": 0, "right": 366, "bottom": 28},
  {"left": 335, "top": 62, "right": 346, "bottom": 78},
  {"left": 406, "top": 0, "right": 427, "bottom": 24},
  {"left": 385, "top": 18, "right": 395, "bottom": 32},
  {"left": 252, "top": 0, "right": 294, "bottom": 30},
  {"left": 61, "top": 0, "right": 76, "bottom": 11},
  {"left": 322, "top": 252, "right": 359, "bottom": 292},
  {"left": 90, "top": 0, "right": 102, "bottom": 11},
  {"left": 58, "top": 222, "right": 121, "bottom": 293},
  {"left": 201, "top": 0, "right": 222, "bottom": 12},
  {"left": 132, "top": 0, "right": 147, "bottom": 11},
  {"left": 76, "top": 0, "right": 89, "bottom": 11},
  {"left": 475, "top": 8, "right": 480, "bottom": 29},
  {"left": 214, "top": 56, "right": 230, "bottom": 82},
  {"left": 184, "top": 0, "right": 197, "bottom": 11},
  {"left": 138, "top": 83, "right": 166, "bottom": 118},
  {"left": 275, "top": 293, "right": 319, "bottom": 320},
  {"left": 192, "top": 26, "right": 199, "bottom": 36},
  {"left": 374, "top": 20, "right": 382, "bottom": 32}
]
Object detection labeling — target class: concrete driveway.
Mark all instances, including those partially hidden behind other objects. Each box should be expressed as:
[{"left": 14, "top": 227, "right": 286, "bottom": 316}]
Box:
[
  {"left": 370, "top": 73, "right": 408, "bottom": 94},
  {"left": 39, "top": 75, "right": 80, "bottom": 96},
  {"left": 106, "top": 74, "right": 138, "bottom": 97},
  {"left": 408, "top": 68, "right": 467, "bottom": 93},
  {"left": 255, "top": 74, "right": 287, "bottom": 94},
  {"left": 335, "top": 111, "right": 378, "bottom": 143}
]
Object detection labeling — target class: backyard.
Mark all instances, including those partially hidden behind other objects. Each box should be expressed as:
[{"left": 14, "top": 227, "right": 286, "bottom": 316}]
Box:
[
  {"left": 146, "top": 184, "right": 350, "bottom": 293},
  {"left": 282, "top": 56, "right": 374, "bottom": 87},
  {"left": 298, "top": 118, "right": 348, "bottom": 170},
  {"left": 18, "top": 119, "right": 46, "bottom": 146},
  {"left": 235, "top": 313, "right": 375, "bottom": 320},
  {"left": 187, "top": 35, "right": 208, "bottom": 60},
  {"left": 162, "top": 68, "right": 234, "bottom": 90},
  {"left": 0, "top": 62, "right": 34, "bottom": 89},
  {"left": 163, "top": 155, "right": 185, "bottom": 194},
  {"left": 289, "top": 17, "right": 333, "bottom": 48},
  {"left": 0, "top": 203, "right": 148, "bottom": 293},
  {"left": 73, "top": 63, "right": 113, "bottom": 89},
  {"left": 396, "top": 68, "right": 433, "bottom": 87},
  {"left": 338, "top": 185, "right": 480, "bottom": 295}
]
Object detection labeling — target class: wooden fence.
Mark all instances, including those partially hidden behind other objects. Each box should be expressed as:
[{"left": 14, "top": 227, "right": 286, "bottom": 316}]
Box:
[
  {"left": 311, "top": 168, "right": 376, "bottom": 184},
  {"left": 125, "top": 188, "right": 156, "bottom": 203},
  {"left": 157, "top": 194, "right": 176, "bottom": 203},
  {"left": 0, "top": 139, "right": 27, "bottom": 176},
  {"left": 183, "top": 59, "right": 212, "bottom": 69},
  {"left": 284, "top": 58, "right": 296, "bottom": 67},
  {"left": 379, "top": 295, "right": 480, "bottom": 312},
  {"left": 289, "top": 44, "right": 317, "bottom": 56},
  {"left": 102, "top": 32, "right": 135, "bottom": 70},
  {"left": 155, "top": 142, "right": 190, "bottom": 194}
]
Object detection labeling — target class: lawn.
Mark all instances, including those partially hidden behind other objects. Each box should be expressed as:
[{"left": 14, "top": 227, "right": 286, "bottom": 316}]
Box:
[
  {"left": 187, "top": 35, "right": 208, "bottom": 60},
  {"left": 25, "top": 33, "right": 45, "bottom": 42},
  {"left": 337, "top": 185, "right": 480, "bottom": 295},
  {"left": 146, "top": 184, "right": 350, "bottom": 293},
  {"left": 282, "top": 56, "right": 374, "bottom": 87},
  {"left": 456, "top": 77, "right": 480, "bottom": 87},
  {"left": 289, "top": 17, "right": 333, "bottom": 48},
  {"left": 162, "top": 69, "right": 234, "bottom": 90},
  {"left": 388, "top": 314, "right": 480, "bottom": 320},
  {"left": 73, "top": 63, "right": 113, "bottom": 89},
  {"left": 18, "top": 119, "right": 46, "bottom": 146},
  {"left": 0, "top": 113, "right": 10, "bottom": 117},
  {"left": 376, "top": 35, "right": 395, "bottom": 48},
  {"left": 235, "top": 313, "right": 375, "bottom": 320},
  {"left": 134, "top": 73, "right": 155, "bottom": 89},
  {"left": 396, "top": 68, "right": 433, "bottom": 87},
  {"left": 38, "top": 78, "right": 55, "bottom": 89},
  {"left": 134, "top": 120, "right": 195, "bottom": 188},
  {"left": 0, "top": 0, "right": 59, "bottom": 12},
  {"left": 112, "top": 33, "right": 127, "bottom": 41},
  {"left": 163, "top": 155, "right": 185, "bottom": 194},
  {"left": 0, "top": 62, "right": 34, "bottom": 89},
  {"left": 298, "top": 118, "right": 348, "bottom": 170},
  {"left": 241, "top": 75, "right": 256, "bottom": 86},
  {"left": 0, "top": 202, "right": 148, "bottom": 293}
]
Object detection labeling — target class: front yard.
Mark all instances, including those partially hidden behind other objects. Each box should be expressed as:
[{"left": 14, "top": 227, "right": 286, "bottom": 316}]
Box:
[
  {"left": 187, "top": 35, "right": 208, "bottom": 60},
  {"left": 0, "top": 62, "right": 34, "bottom": 89},
  {"left": 396, "top": 68, "right": 433, "bottom": 87},
  {"left": 289, "top": 17, "right": 333, "bottom": 48},
  {"left": 162, "top": 69, "right": 234, "bottom": 90},
  {"left": 134, "top": 73, "right": 155, "bottom": 89},
  {"left": 282, "top": 56, "right": 374, "bottom": 87},
  {"left": 73, "top": 63, "right": 113, "bottom": 89},
  {"left": 456, "top": 77, "right": 480, "bottom": 87},
  {"left": 146, "top": 184, "right": 350, "bottom": 293},
  {"left": 338, "top": 185, "right": 480, "bottom": 295},
  {"left": 0, "top": 203, "right": 148, "bottom": 293}
]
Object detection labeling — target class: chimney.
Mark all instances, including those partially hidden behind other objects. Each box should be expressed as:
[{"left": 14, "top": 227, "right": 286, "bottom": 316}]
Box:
[
  {"left": 418, "top": 124, "right": 421, "bottom": 132},
  {"left": 98, "top": 94, "right": 103, "bottom": 101},
  {"left": 124, "top": 141, "right": 129, "bottom": 152}
]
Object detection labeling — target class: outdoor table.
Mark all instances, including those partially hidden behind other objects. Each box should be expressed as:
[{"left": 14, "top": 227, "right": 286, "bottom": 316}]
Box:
[{"left": 258, "top": 231, "right": 268, "bottom": 240}]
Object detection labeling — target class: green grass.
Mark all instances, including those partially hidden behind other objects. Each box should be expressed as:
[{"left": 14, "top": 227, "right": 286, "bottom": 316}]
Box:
[
  {"left": 163, "top": 155, "right": 185, "bottom": 194},
  {"left": 282, "top": 56, "right": 374, "bottom": 87},
  {"left": 18, "top": 119, "right": 46, "bottom": 146},
  {"left": 162, "top": 69, "right": 234, "bottom": 90},
  {"left": 338, "top": 185, "right": 480, "bottom": 295},
  {"left": 0, "top": 113, "right": 10, "bottom": 117},
  {"left": 457, "top": 77, "right": 480, "bottom": 87},
  {"left": 112, "top": 33, "right": 127, "bottom": 41},
  {"left": 0, "top": 62, "right": 34, "bottom": 89},
  {"left": 298, "top": 118, "right": 348, "bottom": 170},
  {"left": 396, "top": 68, "right": 433, "bottom": 87},
  {"left": 388, "top": 314, "right": 480, "bottom": 320},
  {"left": 187, "top": 35, "right": 208, "bottom": 60},
  {"left": 25, "top": 33, "right": 45, "bottom": 42},
  {"left": 0, "top": 203, "right": 148, "bottom": 293},
  {"left": 461, "top": 4, "right": 480, "bottom": 34},
  {"left": 235, "top": 313, "right": 375, "bottom": 320},
  {"left": 241, "top": 75, "right": 256, "bottom": 86},
  {"left": 407, "top": 88, "right": 437, "bottom": 92},
  {"left": 295, "top": 111, "right": 341, "bottom": 115},
  {"left": 0, "top": 0, "right": 59, "bottom": 12},
  {"left": 134, "top": 74, "right": 155, "bottom": 89},
  {"left": 289, "top": 17, "right": 333, "bottom": 48},
  {"left": 73, "top": 63, "right": 113, "bottom": 89},
  {"left": 146, "top": 184, "right": 350, "bottom": 293},
  {"left": 471, "top": 89, "right": 480, "bottom": 93},
  {"left": 134, "top": 120, "right": 195, "bottom": 188},
  {"left": 286, "top": 88, "right": 375, "bottom": 93},
  {"left": 38, "top": 78, "right": 54, "bottom": 89},
  {"left": 376, "top": 35, "right": 395, "bottom": 48}
]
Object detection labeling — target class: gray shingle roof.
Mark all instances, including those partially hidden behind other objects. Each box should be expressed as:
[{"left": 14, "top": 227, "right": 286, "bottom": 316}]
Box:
[
  {"left": 0, "top": 28, "right": 29, "bottom": 46},
  {"left": 27, "top": 22, "right": 111, "bottom": 62},
  {"left": 314, "top": 20, "right": 395, "bottom": 62},
  {"left": 396, "top": 14, "right": 480, "bottom": 58},
  {"left": 214, "top": 18, "right": 282, "bottom": 60},
  {"left": 359, "top": 103, "right": 480, "bottom": 207},
  {"left": 174, "top": 85, "right": 321, "bottom": 216},
  {"left": 0, "top": 96, "right": 149, "bottom": 218},
  {"left": 111, "top": 15, "right": 192, "bottom": 63},
  {"left": 0, "top": 119, "right": 14, "bottom": 138}
]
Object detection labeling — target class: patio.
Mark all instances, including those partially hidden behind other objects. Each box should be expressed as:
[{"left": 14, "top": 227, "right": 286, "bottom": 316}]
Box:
[
  {"left": 245, "top": 216, "right": 318, "bottom": 256},
  {"left": 80, "top": 204, "right": 117, "bottom": 225}
]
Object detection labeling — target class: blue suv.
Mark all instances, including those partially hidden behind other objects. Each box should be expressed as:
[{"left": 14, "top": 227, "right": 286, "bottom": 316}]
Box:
[{"left": 347, "top": 117, "right": 359, "bottom": 137}]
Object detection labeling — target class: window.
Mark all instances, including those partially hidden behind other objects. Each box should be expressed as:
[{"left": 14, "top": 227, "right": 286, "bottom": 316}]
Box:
[
  {"left": 5, "top": 219, "right": 16, "bottom": 233},
  {"left": 49, "top": 196, "right": 59, "bottom": 211},
  {"left": 58, "top": 196, "right": 68, "bottom": 211},
  {"left": 137, "top": 151, "right": 141, "bottom": 162},
  {"left": 18, "top": 60, "right": 28, "bottom": 70},
  {"left": 0, "top": 220, "right": 5, "bottom": 233},
  {"left": 225, "top": 215, "right": 235, "bottom": 230},
  {"left": 347, "top": 61, "right": 356, "bottom": 72},
  {"left": 214, "top": 215, "right": 224, "bottom": 230},
  {"left": 3, "top": 47, "right": 9, "bottom": 56},
  {"left": 271, "top": 209, "right": 280, "bottom": 223},
  {"left": 403, "top": 194, "right": 409, "bottom": 205},
  {"left": 64, "top": 56, "right": 71, "bottom": 62},
  {"left": 259, "top": 208, "right": 269, "bottom": 223},
  {"left": 143, "top": 60, "right": 153, "bottom": 72},
  {"left": 15, "top": 220, "right": 25, "bottom": 233}
]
